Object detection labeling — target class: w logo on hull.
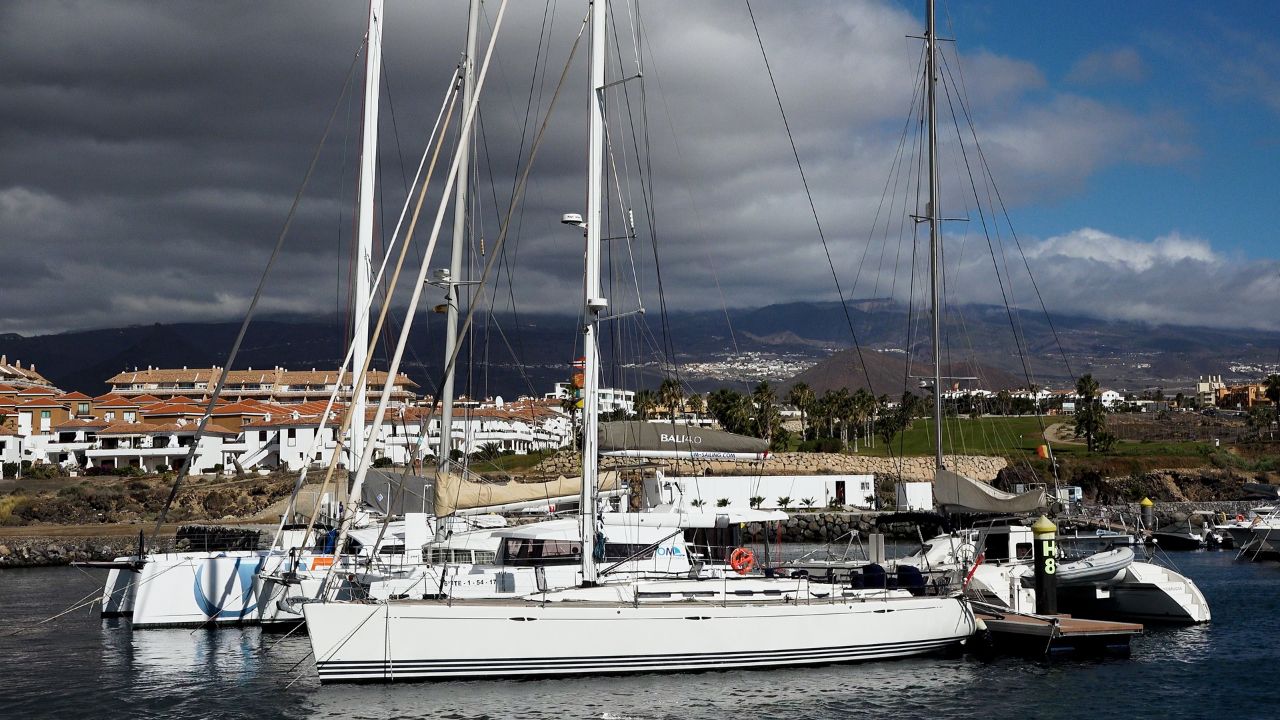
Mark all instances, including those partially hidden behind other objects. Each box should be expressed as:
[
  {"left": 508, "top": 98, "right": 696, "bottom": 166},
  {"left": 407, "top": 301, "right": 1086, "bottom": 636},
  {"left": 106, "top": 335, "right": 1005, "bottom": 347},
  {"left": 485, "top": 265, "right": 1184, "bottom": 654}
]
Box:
[{"left": 192, "top": 556, "right": 266, "bottom": 620}]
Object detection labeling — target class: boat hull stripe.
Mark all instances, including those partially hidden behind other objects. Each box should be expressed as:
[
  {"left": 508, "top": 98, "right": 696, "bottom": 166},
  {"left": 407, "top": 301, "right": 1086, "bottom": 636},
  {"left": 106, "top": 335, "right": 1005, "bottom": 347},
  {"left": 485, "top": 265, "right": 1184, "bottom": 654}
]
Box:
[{"left": 314, "top": 636, "right": 966, "bottom": 680}]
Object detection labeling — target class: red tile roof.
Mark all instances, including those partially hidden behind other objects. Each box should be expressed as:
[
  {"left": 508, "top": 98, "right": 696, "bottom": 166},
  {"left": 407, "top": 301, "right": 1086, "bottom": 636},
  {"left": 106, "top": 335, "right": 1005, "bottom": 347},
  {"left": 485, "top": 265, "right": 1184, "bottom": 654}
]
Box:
[
  {"left": 53, "top": 417, "right": 110, "bottom": 430},
  {"left": 15, "top": 398, "right": 67, "bottom": 409},
  {"left": 209, "top": 401, "right": 272, "bottom": 416},
  {"left": 95, "top": 397, "right": 141, "bottom": 409},
  {"left": 142, "top": 403, "right": 205, "bottom": 416},
  {"left": 56, "top": 391, "right": 92, "bottom": 401}
]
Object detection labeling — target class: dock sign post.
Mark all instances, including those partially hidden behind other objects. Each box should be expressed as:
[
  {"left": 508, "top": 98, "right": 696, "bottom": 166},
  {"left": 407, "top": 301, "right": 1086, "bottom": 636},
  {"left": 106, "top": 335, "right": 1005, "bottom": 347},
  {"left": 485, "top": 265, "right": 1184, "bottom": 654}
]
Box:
[{"left": 1032, "top": 515, "right": 1058, "bottom": 615}]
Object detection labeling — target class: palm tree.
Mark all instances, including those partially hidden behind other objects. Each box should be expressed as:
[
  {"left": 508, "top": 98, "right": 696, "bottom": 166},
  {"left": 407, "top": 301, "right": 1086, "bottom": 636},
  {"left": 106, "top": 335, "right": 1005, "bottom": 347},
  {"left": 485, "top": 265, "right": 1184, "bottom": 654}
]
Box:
[
  {"left": 1265, "top": 375, "right": 1280, "bottom": 410},
  {"left": 829, "top": 388, "right": 852, "bottom": 450},
  {"left": 787, "top": 382, "right": 815, "bottom": 438},
  {"left": 686, "top": 393, "right": 704, "bottom": 420},
  {"left": 850, "top": 388, "right": 875, "bottom": 452},
  {"left": 752, "top": 381, "right": 777, "bottom": 441},
  {"left": 708, "top": 388, "right": 751, "bottom": 434},
  {"left": 1074, "top": 374, "right": 1105, "bottom": 451},
  {"left": 813, "top": 391, "right": 837, "bottom": 438},
  {"left": 658, "top": 378, "right": 684, "bottom": 420},
  {"left": 633, "top": 389, "right": 658, "bottom": 420}
]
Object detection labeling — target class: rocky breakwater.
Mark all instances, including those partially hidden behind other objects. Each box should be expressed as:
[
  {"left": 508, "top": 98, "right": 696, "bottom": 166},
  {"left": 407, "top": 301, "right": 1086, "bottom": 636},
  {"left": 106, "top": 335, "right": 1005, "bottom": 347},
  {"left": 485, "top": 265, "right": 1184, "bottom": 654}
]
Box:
[
  {"left": 532, "top": 451, "right": 1006, "bottom": 481},
  {"left": 738, "top": 511, "right": 948, "bottom": 543},
  {"left": 0, "top": 525, "right": 263, "bottom": 568},
  {"left": 0, "top": 533, "right": 173, "bottom": 568}
]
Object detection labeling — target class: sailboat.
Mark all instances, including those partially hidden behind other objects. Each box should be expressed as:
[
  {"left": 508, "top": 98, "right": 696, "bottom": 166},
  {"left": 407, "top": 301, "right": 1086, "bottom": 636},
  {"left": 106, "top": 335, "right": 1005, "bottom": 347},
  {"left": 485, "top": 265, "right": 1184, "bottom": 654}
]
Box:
[{"left": 301, "top": 0, "right": 975, "bottom": 683}]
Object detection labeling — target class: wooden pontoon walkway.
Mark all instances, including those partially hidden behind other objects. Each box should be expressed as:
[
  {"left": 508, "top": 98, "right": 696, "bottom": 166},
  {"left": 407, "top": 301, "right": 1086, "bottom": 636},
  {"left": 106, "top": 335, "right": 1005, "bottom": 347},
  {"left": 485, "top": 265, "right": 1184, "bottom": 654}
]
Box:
[{"left": 976, "top": 609, "right": 1142, "bottom": 657}]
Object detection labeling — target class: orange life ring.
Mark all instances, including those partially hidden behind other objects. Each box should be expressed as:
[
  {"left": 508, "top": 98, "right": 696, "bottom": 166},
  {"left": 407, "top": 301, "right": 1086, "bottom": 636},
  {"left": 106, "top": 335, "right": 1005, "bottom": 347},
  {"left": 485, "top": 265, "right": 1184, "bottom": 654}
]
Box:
[
  {"left": 728, "top": 547, "right": 756, "bottom": 575},
  {"left": 1237, "top": 514, "right": 1246, "bottom": 523}
]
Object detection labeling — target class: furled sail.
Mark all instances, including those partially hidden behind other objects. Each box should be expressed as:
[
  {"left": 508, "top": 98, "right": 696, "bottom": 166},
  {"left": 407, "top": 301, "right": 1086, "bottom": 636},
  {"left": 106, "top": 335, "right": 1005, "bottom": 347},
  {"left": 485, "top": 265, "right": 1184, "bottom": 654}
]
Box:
[
  {"left": 932, "top": 468, "right": 1046, "bottom": 515},
  {"left": 598, "top": 421, "right": 769, "bottom": 460},
  {"left": 433, "top": 470, "right": 619, "bottom": 517},
  {"left": 367, "top": 468, "right": 622, "bottom": 517}
]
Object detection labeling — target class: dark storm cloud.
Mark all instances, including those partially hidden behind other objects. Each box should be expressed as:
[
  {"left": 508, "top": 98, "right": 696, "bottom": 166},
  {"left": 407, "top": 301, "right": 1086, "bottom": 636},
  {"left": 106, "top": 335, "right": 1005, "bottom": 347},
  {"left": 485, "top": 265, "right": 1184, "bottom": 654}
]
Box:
[{"left": 0, "top": 1, "right": 1219, "bottom": 336}]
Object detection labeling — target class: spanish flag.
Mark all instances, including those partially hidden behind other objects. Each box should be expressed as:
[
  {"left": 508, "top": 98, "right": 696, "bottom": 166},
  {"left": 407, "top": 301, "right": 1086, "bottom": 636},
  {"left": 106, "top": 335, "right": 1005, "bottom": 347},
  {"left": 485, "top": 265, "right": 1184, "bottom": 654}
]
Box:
[{"left": 1037, "top": 444, "right": 1050, "bottom": 459}]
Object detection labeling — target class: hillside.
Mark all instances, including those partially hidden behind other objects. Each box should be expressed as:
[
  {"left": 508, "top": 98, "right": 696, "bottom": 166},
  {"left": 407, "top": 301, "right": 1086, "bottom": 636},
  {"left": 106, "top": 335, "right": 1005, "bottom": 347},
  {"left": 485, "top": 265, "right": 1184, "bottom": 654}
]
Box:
[
  {"left": 787, "top": 348, "right": 1025, "bottom": 396},
  {"left": 4, "top": 300, "right": 1280, "bottom": 396}
]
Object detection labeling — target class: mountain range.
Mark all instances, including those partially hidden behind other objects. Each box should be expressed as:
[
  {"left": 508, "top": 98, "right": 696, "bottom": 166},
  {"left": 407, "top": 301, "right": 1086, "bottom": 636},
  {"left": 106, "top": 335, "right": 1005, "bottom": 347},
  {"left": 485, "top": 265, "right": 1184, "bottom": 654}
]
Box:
[{"left": 3, "top": 300, "right": 1278, "bottom": 398}]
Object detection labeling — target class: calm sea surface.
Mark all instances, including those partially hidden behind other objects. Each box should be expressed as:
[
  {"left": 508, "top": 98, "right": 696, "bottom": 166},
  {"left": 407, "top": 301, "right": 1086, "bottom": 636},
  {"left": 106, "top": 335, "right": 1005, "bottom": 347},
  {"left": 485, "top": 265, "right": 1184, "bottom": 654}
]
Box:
[{"left": 2, "top": 551, "right": 1277, "bottom": 720}]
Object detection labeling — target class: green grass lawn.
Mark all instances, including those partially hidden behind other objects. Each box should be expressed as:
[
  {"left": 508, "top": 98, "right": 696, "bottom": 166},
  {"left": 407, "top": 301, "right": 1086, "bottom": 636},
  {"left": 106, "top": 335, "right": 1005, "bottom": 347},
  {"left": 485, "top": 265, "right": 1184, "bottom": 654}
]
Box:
[{"left": 466, "top": 451, "right": 555, "bottom": 474}]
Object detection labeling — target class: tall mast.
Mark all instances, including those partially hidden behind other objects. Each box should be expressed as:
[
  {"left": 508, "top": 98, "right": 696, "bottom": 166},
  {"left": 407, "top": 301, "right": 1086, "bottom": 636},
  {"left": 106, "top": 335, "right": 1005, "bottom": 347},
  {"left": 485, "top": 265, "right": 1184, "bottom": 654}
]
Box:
[
  {"left": 926, "top": 0, "right": 944, "bottom": 471},
  {"left": 438, "top": 0, "right": 481, "bottom": 473},
  {"left": 580, "top": 0, "right": 607, "bottom": 587},
  {"left": 352, "top": 0, "right": 383, "bottom": 472}
]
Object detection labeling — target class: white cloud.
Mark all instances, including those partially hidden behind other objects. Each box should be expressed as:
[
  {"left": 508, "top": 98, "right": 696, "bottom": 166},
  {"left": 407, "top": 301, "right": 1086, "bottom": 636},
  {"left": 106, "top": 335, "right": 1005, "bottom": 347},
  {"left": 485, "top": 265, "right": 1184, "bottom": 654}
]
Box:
[
  {"left": 1067, "top": 48, "right": 1148, "bottom": 85},
  {"left": 0, "top": 1, "right": 1221, "bottom": 337},
  {"left": 941, "top": 227, "right": 1280, "bottom": 331},
  {"left": 1027, "top": 228, "right": 1219, "bottom": 272}
]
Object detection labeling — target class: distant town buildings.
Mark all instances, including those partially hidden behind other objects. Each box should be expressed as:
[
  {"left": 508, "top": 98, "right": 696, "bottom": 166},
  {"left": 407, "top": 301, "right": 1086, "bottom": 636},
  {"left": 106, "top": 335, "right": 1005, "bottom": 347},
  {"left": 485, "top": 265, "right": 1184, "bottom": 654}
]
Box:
[
  {"left": 1197, "top": 375, "right": 1226, "bottom": 407},
  {"left": 1215, "top": 381, "right": 1273, "bottom": 410},
  {"left": 0, "top": 367, "right": 573, "bottom": 475},
  {"left": 545, "top": 382, "right": 635, "bottom": 415},
  {"left": 104, "top": 366, "right": 419, "bottom": 403},
  {"left": 0, "top": 356, "right": 54, "bottom": 390}
]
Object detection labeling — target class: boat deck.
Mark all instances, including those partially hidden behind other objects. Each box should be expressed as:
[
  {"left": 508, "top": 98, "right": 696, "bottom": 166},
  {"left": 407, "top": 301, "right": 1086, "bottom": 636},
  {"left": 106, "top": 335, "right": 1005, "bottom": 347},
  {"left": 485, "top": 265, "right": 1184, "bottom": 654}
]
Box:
[{"left": 977, "top": 610, "right": 1142, "bottom": 657}]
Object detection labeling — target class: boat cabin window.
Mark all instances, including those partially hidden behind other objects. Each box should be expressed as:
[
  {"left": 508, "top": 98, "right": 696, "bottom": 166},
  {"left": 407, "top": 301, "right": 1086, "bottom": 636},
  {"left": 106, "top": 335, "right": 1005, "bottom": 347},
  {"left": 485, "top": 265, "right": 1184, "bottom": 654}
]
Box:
[
  {"left": 1015, "top": 543, "right": 1033, "bottom": 560},
  {"left": 499, "top": 539, "right": 659, "bottom": 566},
  {"left": 502, "top": 539, "right": 581, "bottom": 566},
  {"left": 983, "top": 533, "right": 1011, "bottom": 561},
  {"left": 424, "top": 548, "right": 497, "bottom": 564}
]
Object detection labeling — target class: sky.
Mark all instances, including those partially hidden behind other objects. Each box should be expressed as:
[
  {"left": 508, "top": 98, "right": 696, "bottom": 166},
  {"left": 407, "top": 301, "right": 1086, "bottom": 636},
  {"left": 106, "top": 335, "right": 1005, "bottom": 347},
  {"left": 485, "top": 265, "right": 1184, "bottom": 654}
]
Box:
[{"left": 2, "top": 0, "right": 1279, "bottom": 337}]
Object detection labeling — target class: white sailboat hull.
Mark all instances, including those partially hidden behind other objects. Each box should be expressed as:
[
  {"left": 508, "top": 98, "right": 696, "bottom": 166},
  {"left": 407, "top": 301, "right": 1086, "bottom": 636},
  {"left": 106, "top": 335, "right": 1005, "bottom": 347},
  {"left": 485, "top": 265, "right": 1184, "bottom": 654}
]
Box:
[{"left": 304, "top": 589, "right": 974, "bottom": 682}]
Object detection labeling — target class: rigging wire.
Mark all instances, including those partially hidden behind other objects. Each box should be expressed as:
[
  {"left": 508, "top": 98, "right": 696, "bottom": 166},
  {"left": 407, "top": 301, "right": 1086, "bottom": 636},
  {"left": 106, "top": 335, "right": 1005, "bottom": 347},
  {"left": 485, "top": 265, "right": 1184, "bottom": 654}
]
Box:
[
  {"left": 743, "top": 0, "right": 881, "bottom": 404},
  {"left": 152, "top": 42, "right": 367, "bottom": 534}
]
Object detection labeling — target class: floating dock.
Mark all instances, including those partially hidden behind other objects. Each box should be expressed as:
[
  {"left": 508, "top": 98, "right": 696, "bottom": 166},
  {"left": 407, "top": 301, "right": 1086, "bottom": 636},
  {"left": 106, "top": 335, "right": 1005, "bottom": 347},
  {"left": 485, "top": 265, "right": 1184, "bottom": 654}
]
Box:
[{"left": 976, "top": 609, "right": 1143, "bottom": 657}]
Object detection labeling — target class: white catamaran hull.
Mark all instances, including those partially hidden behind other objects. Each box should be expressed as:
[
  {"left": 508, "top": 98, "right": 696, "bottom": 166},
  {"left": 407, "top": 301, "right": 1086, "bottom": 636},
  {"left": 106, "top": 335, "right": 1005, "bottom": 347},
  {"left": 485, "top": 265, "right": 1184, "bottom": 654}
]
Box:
[
  {"left": 304, "top": 591, "right": 975, "bottom": 683},
  {"left": 121, "top": 551, "right": 275, "bottom": 627}
]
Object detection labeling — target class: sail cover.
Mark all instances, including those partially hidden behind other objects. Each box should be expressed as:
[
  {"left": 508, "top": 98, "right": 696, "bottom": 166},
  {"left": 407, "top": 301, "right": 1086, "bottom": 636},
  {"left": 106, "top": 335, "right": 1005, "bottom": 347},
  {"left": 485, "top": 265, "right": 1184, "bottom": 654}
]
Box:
[
  {"left": 365, "top": 469, "right": 620, "bottom": 516},
  {"left": 433, "top": 470, "right": 619, "bottom": 517},
  {"left": 598, "top": 421, "right": 768, "bottom": 460},
  {"left": 933, "top": 468, "right": 1046, "bottom": 515}
]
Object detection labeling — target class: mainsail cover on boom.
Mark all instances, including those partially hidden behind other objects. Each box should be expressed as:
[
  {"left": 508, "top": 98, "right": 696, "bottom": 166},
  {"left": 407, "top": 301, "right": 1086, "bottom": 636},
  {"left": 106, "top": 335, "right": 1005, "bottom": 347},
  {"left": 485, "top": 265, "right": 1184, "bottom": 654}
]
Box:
[
  {"left": 432, "top": 470, "right": 619, "bottom": 517},
  {"left": 367, "top": 469, "right": 622, "bottom": 517},
  {"left": 598, "top": 421, "right": 769, "bottom": 461},
  {"left": 933, "top": 468, "right": 1046, "bottom": 515}
]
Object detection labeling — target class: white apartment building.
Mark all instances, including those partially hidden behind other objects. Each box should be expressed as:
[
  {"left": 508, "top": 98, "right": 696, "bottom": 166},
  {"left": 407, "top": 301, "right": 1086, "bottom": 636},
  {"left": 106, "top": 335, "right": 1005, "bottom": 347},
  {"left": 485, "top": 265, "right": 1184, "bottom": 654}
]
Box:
[
  {"left": 545, "top": 382, "right": 634, "bottom": 415},
  {"left": 1197, "top": 375, "right": 1225, "bottom": 407}
]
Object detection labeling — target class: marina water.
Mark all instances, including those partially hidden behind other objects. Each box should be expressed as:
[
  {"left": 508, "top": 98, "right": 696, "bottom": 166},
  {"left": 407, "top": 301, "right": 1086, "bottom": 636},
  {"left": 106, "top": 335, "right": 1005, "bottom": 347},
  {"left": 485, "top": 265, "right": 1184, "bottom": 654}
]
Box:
[{"left": 3, "top": 551, "right": 1276, "bottom": 719}]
